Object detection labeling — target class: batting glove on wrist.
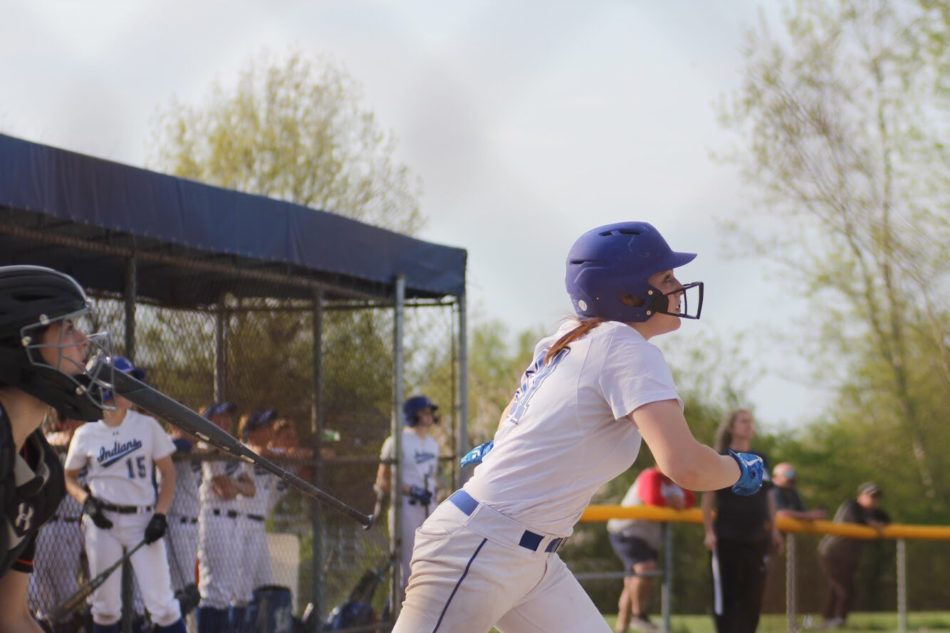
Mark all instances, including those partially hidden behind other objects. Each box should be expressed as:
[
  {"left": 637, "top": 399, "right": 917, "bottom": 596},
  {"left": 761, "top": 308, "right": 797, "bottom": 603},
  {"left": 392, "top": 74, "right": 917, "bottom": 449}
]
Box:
[
  {"left": 82, "top": 495, "right": 114, "bottom": 530},
  {"left": 144, "top": 513, "right": 168, "bottom": 544},
  {"left": 408, "top": 485, "right": 433, "bottom": 506},
  {"left": 460, "top": 440, "right": 494, "bottom": 468},
  {"left": 729, "top": 449, "right": 765, "bottom": 496}
]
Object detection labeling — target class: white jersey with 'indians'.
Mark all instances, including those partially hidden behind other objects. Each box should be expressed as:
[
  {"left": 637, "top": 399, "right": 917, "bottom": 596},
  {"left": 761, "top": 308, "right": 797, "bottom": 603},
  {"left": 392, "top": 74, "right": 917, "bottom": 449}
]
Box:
[
  {"left": 381, "top": 428, "right": 440, "bottom": 498},
  {"left": 464, "top": 320, "right": 682, "bottom": 537},
  {"left": 65, "top": 410, "right": 176, "bottom": 506}
]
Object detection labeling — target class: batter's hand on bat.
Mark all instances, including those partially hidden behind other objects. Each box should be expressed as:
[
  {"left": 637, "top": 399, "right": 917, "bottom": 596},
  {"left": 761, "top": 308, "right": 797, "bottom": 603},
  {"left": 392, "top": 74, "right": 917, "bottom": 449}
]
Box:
[{"left": 728, "top": 450, "right": 764, "bottom": 496}]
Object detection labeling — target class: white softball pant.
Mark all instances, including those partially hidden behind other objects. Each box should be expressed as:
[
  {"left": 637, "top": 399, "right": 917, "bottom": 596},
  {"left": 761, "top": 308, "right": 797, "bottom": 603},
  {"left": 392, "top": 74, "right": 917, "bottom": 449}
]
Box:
[
  {"left": 82, "top": 512, "right": 182, "bottom": 627},
  {"left": 166, "top": 516, "right": 199, "bottom": 590},
  {"left": 392, "top": 491, "right": 610, "bottom": 633},
  {"left": 236, "top": 518, "right": 274, "bottom": 604},
  {"left": 197, "top": 511, "right": 247, "bottom": 609}
]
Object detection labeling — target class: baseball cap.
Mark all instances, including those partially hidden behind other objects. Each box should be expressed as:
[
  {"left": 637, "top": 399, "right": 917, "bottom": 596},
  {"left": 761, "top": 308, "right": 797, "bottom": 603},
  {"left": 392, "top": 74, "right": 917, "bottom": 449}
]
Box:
[
  {"left": 243, "top": 408, "right": 278, "bottom": 439},
  {"left": 202, "top": 401, "right": 237, "bottom": 418},
  {"left": 858, "top": 482, "right": 882, "bottom": 497}
]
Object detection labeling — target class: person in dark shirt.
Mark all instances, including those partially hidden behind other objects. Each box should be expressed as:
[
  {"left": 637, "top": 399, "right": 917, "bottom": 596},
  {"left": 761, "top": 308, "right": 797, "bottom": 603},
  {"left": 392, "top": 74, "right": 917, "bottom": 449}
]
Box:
[
  {"left": 817, "top": 482, "right": 891, "bottom": 629},
  {"left": 770, "top": 463, "right": 826, "bottom": 522},
  {"left": 0, "top": 266, "right": 112, "bottom": 632},
  {"left": 702, "top": 409, "right": 783, "bottom": 633}
]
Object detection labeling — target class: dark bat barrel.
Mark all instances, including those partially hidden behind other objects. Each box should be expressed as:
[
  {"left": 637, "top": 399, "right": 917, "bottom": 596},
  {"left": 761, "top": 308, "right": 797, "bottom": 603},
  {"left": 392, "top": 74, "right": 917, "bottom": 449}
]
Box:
[{"left": 108, "top": 368, "right": 372, "bottom": 527}]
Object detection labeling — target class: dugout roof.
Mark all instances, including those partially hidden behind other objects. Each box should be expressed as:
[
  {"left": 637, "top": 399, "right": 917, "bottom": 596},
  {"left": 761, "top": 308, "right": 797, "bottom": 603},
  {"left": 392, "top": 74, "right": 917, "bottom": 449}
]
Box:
[{"left": 0, "top": 134, "right": 466, "bottom": 306}]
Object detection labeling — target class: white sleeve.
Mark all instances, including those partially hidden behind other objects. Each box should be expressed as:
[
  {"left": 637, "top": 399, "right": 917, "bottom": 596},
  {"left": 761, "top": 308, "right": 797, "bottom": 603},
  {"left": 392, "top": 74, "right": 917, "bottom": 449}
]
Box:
[
  {"left": 379, "top": 436, "right": 394, "bottom": 461},
  {"left": 149, "top": 417, "right": 176, "bottom": 460},
  {"left": 598, "top": 332, "right": 681, "bottom": 420},
  {"left": 63, "top": 428, "right": 88, "bottom": 471}
]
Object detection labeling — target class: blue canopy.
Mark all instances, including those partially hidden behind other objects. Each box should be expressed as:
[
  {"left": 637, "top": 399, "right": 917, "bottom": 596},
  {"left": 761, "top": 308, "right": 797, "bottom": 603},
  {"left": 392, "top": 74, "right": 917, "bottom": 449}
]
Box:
[{"left": 0, "top": 134, "right": 465, "bottom": 305}]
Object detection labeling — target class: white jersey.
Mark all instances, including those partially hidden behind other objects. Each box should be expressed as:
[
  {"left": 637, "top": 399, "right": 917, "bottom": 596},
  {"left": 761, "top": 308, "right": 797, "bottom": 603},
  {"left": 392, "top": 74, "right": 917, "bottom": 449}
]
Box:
[
  {"left": 65, "top": 410, "right": 176, "bottom": 506},
  {"left": 168, "top": 442, "right": 202, "bottom": 519},
  {"left": 464, "top": 320, "right": 681, "bottom": 536},
  {"left": 380, "top": 428, "right": 440, "bottom": 496},
  {"left": 199, "top": 452, "right": 246, "bottom": 512},
  {"left": 240, "top": 461, "right": 287, "bottom": 517}
]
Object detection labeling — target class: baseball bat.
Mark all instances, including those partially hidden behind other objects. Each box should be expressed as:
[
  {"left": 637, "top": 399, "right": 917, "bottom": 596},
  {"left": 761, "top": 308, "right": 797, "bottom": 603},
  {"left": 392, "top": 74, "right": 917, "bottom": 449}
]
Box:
[
  {"left": 105, "top": 365, "right": 373, "bottom": 528},
  {"left": 49, "top": 539, "right": 148, "bottom": 623}
]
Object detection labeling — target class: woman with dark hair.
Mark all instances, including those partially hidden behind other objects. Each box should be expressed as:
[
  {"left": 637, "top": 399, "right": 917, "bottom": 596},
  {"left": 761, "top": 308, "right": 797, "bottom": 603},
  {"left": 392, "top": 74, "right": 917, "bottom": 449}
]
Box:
[
  {"left": 701, "top": 409, "right": 783, "bottom": 633},
  {"left": 391, "top": 222, "right": 766, "bottom": 633}
]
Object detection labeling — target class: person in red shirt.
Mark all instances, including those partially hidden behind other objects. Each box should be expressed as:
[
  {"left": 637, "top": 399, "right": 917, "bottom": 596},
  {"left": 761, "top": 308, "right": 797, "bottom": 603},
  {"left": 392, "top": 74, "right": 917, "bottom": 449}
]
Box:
[{"left": 607, "top": 467, "right": 695, "bottom": 633}]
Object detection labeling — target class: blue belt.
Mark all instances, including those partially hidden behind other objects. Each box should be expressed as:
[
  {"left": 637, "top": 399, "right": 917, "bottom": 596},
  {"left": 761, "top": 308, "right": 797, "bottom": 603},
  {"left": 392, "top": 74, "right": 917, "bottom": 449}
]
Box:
[{"left": 449, "top": 490, "right": 565, "bottom": 553}]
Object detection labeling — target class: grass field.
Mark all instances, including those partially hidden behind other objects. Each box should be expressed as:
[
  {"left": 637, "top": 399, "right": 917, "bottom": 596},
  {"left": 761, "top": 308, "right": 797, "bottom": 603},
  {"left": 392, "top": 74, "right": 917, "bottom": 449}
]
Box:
[{"left": 491, "top": 612, "right": 950, "bottom": 632}]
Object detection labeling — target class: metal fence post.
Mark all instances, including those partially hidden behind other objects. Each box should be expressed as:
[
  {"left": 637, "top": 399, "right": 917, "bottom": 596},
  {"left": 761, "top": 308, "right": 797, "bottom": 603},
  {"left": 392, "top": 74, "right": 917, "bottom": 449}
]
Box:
[
  {"left": 214, "top": 297, "right": 228, "bottom": 402},
  {"left": 390, "top": 275, "right": 406, "bottom": 619},
  {"left": 311, "top": 290, "right": 324, "bottom": 630},
  {"left": 456, "top": 293, "right": 469, "bottom": 486},
  {"left": 897, "top": 538, "right": 907, "bottom": 633},
  {"left": 124, "top": 257, "right": 136, "bottom": 359},
  {"left": 786, "top": 533, "right": 797, "bottom": 633},
  {"left": 661, "top": 523, "right": 673, "bottom": 633}
]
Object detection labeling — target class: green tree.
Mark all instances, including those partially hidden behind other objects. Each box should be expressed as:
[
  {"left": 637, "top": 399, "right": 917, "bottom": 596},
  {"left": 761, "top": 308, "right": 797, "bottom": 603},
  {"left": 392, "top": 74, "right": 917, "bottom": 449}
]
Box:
[
  {"left": 149, "top": 49, "right": 423, "bottom": 233},
  {"left": 719, "top": 0, "right": 949, "bottom": 500}
]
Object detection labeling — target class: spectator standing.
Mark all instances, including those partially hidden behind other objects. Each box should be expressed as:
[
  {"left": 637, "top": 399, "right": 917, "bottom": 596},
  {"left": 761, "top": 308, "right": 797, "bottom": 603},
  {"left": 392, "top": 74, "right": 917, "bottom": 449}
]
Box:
[
  {"left": 607, "top": 467, "right": 695, "bottom": 633},
  {"left": 817, "top": 482, "right": 890, "bottom": 629},
  {"left": 702, "top": 409, "right": 782, "bottom": 633},
  {"left": 769, "top": 463, "right": 826, "bottom": 522}
]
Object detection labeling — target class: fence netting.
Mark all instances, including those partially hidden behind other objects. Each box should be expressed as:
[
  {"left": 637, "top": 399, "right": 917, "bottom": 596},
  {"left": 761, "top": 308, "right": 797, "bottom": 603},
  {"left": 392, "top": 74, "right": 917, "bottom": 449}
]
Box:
[{"left": 28, "top": 276, "right": 461, "bottom": 632}]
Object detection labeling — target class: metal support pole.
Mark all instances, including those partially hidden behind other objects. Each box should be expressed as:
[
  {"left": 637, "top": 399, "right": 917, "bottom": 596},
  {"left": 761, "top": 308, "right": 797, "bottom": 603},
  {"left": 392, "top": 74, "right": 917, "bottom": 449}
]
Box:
[
  {"left": 661, "top": 523, "right": 673, "bottom": 633},
  {"left": 311, "top": 291, "right": 325, "bottom": 630},
  {"left": 214, "top": 297, "right": 227, "bottom": 402},
  {"left": 390, "top": 275, "right": 406, "bottom": 618},
  {"left": 897, "top": 538, "right": 907, "bottom": 633},
  {"left": 786, "top": 533, "right": 798, "bottom": 633},
  {"left": 124, "top": 257, "right": 136, "bottom": 359},
  {"left": 456, "top": 293, "right": 470, "bottom": 486}
]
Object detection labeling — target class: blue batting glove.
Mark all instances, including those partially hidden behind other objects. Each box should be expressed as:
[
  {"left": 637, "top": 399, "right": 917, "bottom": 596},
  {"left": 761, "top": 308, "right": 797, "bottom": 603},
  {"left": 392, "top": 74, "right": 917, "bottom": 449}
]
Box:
[
  {"left": 460, "top": 440, "right": 494, "bottom": 468},
  {"left": 729, "top": 449, "right": 765, "bottom": 496}
]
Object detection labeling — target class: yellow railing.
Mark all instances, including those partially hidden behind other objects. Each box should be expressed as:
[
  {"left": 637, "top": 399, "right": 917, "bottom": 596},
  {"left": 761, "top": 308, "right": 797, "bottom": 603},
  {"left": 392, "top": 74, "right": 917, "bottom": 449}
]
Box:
[{"left": 580, "top": 505, "right": 950, "bottom": 540}]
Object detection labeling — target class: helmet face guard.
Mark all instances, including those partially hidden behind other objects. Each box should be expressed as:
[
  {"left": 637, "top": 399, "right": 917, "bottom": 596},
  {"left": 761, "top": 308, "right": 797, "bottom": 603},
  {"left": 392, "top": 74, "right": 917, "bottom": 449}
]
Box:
[
  {"left": 20, "top": 307, "right": 116, "bottom": 412},
  {"left": 647, "top": 281, "right": 704, "bottom": 320}
]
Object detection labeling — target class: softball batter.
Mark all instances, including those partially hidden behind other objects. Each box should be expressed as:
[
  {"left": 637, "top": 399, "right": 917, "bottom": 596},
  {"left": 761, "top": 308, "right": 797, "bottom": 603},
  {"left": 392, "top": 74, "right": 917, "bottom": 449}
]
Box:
[
  {"left": 392, "top": 221, "right": 765, "bottom": 633},
  {"left": 64, "top": 356, "right": 186, "bottom": 633}
]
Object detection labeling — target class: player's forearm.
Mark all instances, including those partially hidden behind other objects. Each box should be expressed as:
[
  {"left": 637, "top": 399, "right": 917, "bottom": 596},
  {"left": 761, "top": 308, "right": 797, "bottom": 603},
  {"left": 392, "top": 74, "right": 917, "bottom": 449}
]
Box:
[
  {"left": 64, "top": 470, "right": 87, "bottom": 504},
  {"left": 661, "top": 445, "right": 739, "bottom": 492}
]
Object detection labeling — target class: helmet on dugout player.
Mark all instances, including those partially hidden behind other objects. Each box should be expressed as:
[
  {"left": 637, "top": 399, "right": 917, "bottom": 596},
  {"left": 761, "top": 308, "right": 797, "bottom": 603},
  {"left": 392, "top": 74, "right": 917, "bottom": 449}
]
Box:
[
  {"left": 403, "top": 395, "right": 438, "bottom": 426},
  {"left": 0, "top": 266, "right": 112, "bottom": 420},
  {"left": 565, "top": 221, "right": 703, "bottom": 322}
]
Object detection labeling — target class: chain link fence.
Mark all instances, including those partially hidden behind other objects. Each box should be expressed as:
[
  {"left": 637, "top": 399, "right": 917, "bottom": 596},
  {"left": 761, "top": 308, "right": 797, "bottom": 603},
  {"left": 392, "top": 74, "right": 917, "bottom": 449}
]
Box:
[{"left": 25, "top": 264, "right": 463, "bottom": 633}]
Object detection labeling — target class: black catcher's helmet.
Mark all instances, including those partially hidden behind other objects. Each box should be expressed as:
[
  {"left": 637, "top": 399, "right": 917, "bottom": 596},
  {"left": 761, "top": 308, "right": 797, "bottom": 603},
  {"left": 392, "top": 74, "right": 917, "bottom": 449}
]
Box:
[{"left": 0, "top": 266, "right": 111, "bottom": 420}]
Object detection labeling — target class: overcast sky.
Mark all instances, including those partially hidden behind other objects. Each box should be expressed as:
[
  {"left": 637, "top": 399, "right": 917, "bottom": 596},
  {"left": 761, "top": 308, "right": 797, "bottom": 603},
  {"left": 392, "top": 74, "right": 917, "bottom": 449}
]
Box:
[{"left": 0, "top": 0, "right": 832, "bottom": 429}]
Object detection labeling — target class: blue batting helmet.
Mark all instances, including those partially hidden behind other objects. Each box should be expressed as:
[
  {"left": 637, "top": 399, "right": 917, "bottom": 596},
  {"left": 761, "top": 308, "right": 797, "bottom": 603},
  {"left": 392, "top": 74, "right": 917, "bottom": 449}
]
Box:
[
  {"left": 403, "top": 395, "right": 438, "bottom": 426},
  {"left": 565, "top": 221, "right": 702, "bottom": 322},
  {"left": 102, "top": 355, "right": 145, "bottom": 401}
]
